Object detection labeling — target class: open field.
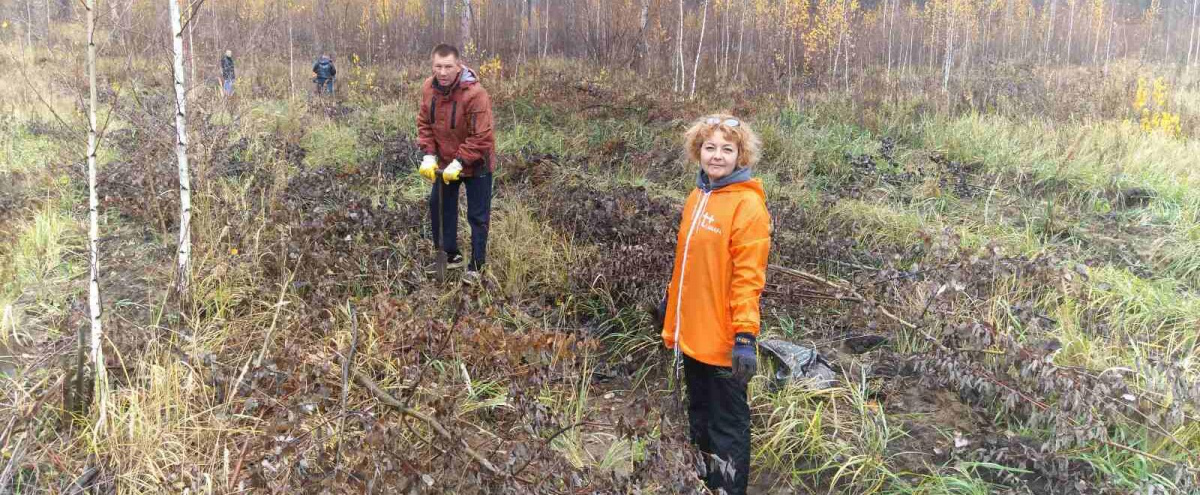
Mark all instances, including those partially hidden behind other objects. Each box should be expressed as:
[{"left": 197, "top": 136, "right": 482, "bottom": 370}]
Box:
[{"left": 2, "top": 39, "right": 1200, "bottom": 493}]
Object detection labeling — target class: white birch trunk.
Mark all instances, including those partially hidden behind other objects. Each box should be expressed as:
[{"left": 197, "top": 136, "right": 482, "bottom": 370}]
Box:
[
  {"left": 721, "top": 4, "right": 730, "bottom": 79},
  {"left": 27, "top": 0, "right": 34, "bottom": 48},
  {"left": 543, "top": 0, "right": 550, "bottom": 58},
  {"left": 1045, "top": 0, "right": 1056, "bottom": 61},
  {"left": 1104, "top": 14, "right": 1113, "bottom": 70},
  {"left": 734, "top": 0, "right": 745, "bottom": 80},
  {"left": 887, "top": 0, "right": 896, "bottom": 79},
  {"left": 842, "top": 0, "right": 850, "bottom": 93},
  {"left": 1164, "top": 1, "right": 1171, "bottom": 62},
  {"left": 689, "top": 0, "right": 709, "bottom": 99},
  {"left": 169, "top": 0, "right": 193, "bottom": 299},
  {"left": 960, "top": 15, "right": 971, "bottom": 82},
  {"left": 85, "top": 0, "right": 107, "bottom": 426},
  {"left": 787, "top": 26, "right": 795, "bottom": 99},
  {"left": 633, "top": 0, "right": 649, "bottom": 68},
  {"left": 460, "top": 0, "right": 473, "bottom": 52},
  {"left": 187, "top": 3, "right": 196, "bottom": 96},
  {"left": 943, "top": 17, "right": 954, "bottom": 91},
  {"left": 677, "top": 0, "right": 685, "bottom": 93},
  {"left": 906, "top": 15, "right": 916, "bottom": 76},
  {"left": 289, "top": 13, "right": 295, "bottom": 99},
  {"left": 1188, "top": 0, "right": 1198, "bottom": 74},
  {"left": 1065, "top": 1, "right": 1075, "bottom": 64},
  {"left": 213, "top": 4, "right": 220, "bottom": 53}
]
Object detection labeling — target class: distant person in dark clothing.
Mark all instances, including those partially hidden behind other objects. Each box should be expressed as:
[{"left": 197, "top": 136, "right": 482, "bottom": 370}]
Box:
[
  {"left": 312, "top": 54, "right": 336, "bottom": 94},
  {"left": 220, "top": 50, "right": 235, "bottom": 96}
]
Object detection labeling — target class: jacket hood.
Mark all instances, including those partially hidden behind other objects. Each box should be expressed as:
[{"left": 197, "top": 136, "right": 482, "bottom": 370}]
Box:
[
  {"left": 433, "top": 66, "right": 479, "bottom": 92},
  {"left": 697, "top": 167, "right": 760, "bottom": 195},
  {"left": 318, "top": 56, "right": 331, "bottom": 64},
  {"left": 459, "top": 66, "right": 478, "bottom": 85}
]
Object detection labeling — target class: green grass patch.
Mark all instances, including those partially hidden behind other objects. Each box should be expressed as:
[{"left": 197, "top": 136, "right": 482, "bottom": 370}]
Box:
[
  {"left": 0, "top": 124, "right": 60, "bottom": 175},
  {"left": 301, "top": 120, "right": 378, "bottom": 172}
]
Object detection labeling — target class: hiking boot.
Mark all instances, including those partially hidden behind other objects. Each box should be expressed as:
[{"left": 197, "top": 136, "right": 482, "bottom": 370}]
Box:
[
  {"left": 424, "top": 253, "right": 466, "bottom": 274},
  {"left": 461, "top": 269, "right": 481, "bottom": 286}
]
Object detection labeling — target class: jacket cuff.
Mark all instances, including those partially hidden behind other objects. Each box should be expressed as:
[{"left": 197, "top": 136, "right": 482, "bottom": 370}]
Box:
[
  {"left": 732, "top": 321, "right": 759, "bottom": 334},
  {"left": 734, "top": 332, "right": 756, "bottom": 347}
]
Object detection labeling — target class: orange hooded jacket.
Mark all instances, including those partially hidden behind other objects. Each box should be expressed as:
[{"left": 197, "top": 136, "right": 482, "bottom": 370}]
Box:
[{"left": 662, "top": 168, "right": 771, "bottom": 368}]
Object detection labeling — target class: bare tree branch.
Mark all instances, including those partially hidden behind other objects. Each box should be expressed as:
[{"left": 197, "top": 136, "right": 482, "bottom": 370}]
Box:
[{"left": 352, "top": 367, "right": 501, "bottom": 476}]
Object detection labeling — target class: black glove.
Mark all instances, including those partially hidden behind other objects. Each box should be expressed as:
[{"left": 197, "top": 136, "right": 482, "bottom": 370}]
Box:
[
  {"left": 731, "top": 333, "right": 757, "bottom": 384},
  {"left": 650, "top": 291, "right": 668, "bottom": 329}
]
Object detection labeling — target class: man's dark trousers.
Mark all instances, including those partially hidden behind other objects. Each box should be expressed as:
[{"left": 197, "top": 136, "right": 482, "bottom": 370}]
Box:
[
  {"left": 684, "top": 353, "right": 751, "bottom": 495},
  {"left": 429, "top": 171, "right": 492, "bottom": 271}
]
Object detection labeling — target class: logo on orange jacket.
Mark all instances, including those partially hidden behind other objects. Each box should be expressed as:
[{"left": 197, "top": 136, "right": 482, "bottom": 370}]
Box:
[{"left": 699, "top": 212, "right": 722, "bottom": 235}]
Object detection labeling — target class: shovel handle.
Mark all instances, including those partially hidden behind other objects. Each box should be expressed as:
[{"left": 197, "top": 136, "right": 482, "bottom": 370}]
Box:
[{"left": 434, "top": 171, "right": 446, "bottom": 283}]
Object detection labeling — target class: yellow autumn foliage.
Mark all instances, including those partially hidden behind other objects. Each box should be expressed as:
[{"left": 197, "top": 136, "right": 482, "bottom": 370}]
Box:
[{"left": 1131, "top": 76, "right": 1182, "bottom": 137}]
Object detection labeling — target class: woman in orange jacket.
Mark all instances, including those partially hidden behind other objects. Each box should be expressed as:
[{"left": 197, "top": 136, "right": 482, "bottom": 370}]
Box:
[{"left": 662, "top": 114, "right": 770, "bottom": 494}]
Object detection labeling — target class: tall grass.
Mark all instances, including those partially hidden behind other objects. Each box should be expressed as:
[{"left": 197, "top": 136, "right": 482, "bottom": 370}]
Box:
[
  {"left": 488, "top": 198, "right": 584, "bottom": 300},
  {"left": 751, "top": 377, "right": 897, "bottom": 493},
  {"left": 0, "top": 205, "right": 81, "bottom": 347},
  {"left": 91, "top": 344, "right": 232, "bottom": 493}
]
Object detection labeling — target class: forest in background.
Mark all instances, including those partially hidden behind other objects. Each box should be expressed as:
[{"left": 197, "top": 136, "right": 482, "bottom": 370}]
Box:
[
  {"left": 3, "top": 0, "right": 1200, "bottom": 493},
  {"left": 6, "top": 0, "right": 1200, "bottom": 97}
]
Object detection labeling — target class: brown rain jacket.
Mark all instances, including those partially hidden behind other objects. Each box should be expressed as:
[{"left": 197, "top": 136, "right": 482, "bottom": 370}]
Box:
[{"left": 417, "top": 67, "right": 496, "bottom": 177}]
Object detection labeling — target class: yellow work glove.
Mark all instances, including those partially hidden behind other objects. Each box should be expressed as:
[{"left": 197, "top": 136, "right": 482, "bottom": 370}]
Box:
[
  {"left": 418, "top": 155, "right": 438, "bottom": 181},
  {"left": 442, "top": 160, "right": 463, "bottom": 184}
]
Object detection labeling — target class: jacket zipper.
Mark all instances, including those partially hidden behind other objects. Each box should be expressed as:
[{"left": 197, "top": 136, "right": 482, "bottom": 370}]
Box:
[
  {"left": 450, "top": 101, "right": 458, "bottom": 129},
  {"left": 430, "top": 96, "right": 437, "bottom": 125},
  {"left": 672, "top": 190, "right": 712, "bottom": 361}
]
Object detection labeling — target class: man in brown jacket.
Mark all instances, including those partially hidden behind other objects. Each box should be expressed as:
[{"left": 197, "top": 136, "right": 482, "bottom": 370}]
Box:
[{"left": 417, "top": 44, "right": 496, "bottom": 285}]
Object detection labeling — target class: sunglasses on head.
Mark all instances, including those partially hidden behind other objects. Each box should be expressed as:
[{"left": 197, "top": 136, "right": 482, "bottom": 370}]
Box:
[{"left": 706, "top": 117, "right": 741, "bottom": 127}]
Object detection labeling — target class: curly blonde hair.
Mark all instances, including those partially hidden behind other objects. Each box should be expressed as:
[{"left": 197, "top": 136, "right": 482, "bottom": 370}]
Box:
[{"left": 683, "top": 113, "right": 762, "bottom": 168}]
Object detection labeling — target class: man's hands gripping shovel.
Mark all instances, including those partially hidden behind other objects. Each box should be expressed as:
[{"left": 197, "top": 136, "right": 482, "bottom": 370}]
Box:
[
  {"left": 420, "top": 155, "right": 462, "bottom": 184},
  {"left": 420, "top": 156, "right": 466, "bottom": 283}
]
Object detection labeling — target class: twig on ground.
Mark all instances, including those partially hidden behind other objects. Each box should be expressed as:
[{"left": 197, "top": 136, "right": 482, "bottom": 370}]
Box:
[
  {"left": 919, "top": 283, "right": 947, "bottom": 321},
  {"left": 335, "top": 301, "right": 360, "bottom": 470},
  {"left": 254, "top": 267, "right": 297, "bottom": 368},
  {"left": 399, "top": 291, "right": 468, "bottom": 407},
  {"left": 229, "top": 263, "right": 297, "bottom": 408},
  {"left": 581, "top": 103, "right": 640, "bottom": 113},
  {"left": 769, "top": 264, "right": 917, "bottom": 329},
  {"left": 0, "top": 435, "right": 25, "bottom": 490},
  {"left": 511, "top": 420, "right": 589, "bottom": 478},
  {"left": 352, "top": 367, "right": 500, "bottom": 476},
  {"left": 228, "top": 436, "right": 252, "bottom": 491},
  {"left": 1100, "top": 438, "right": 1189, "bottom": 471},
  {"left": 0, "top": 373, "right": 58, "bottom": 455},
  {"left": 66, "top": 466, "right": 99, "bottom": 495},
  {"left": 815, "top": 257, "right": 881, "bottom": 272}
]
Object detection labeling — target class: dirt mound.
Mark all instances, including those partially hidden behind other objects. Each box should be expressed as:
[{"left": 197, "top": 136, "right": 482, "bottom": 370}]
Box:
[
  {"left": 534, "top": 180, "right": 678, "bottom": 307},
  {"left": 267, "top": 166, "right": 426, "bottom": 304},
  {"left": 94, "top": 151, "right": 179, "bottom": 230},
  {"left": 365, "top": 132, "right": 424, "bottom": 178},
  {"left": 218, "top": 291, "right": 702, "bottom": 493}
]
